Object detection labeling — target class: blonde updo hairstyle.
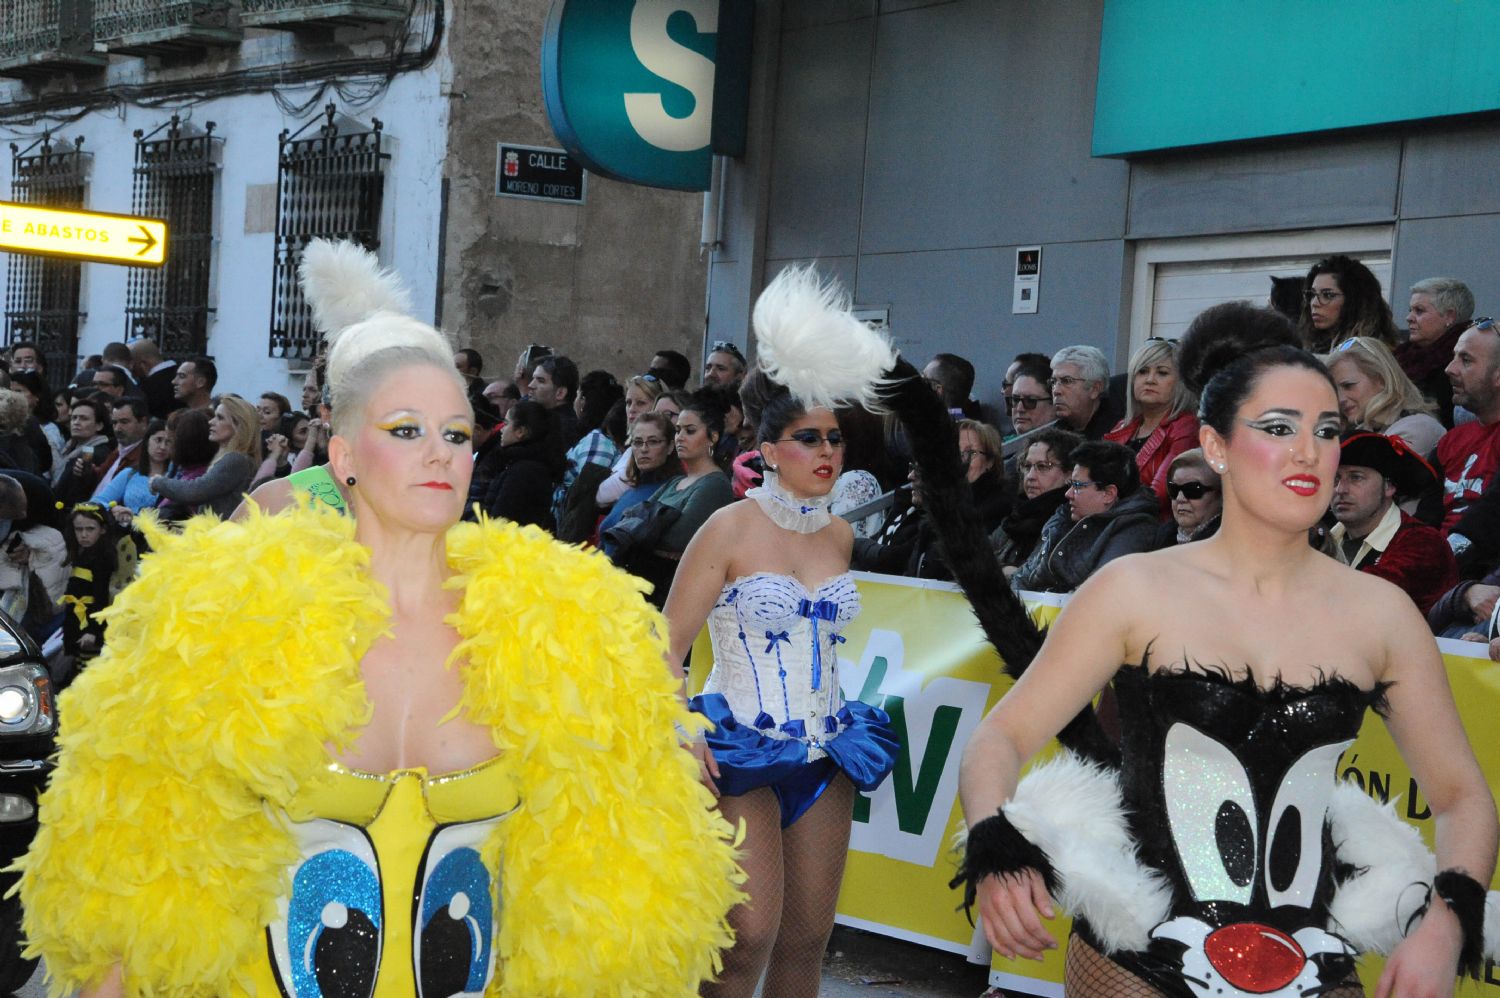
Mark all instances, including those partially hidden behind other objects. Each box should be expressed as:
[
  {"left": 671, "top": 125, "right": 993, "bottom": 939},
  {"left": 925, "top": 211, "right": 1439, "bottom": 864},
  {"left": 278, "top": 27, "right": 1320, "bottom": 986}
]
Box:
[{"left": 299, "top": 240, "right": 467, "bottom": 438}]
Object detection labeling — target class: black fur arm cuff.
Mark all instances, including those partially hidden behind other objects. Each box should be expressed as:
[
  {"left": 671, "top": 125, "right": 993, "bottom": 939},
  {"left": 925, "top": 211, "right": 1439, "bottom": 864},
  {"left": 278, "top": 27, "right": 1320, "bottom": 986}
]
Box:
[
  {"left": 949, "top": 810, "right": 1058, "bottom": 923},
  {"left": 1434, "top": 869, "right": 1487, "bottom": 977}
]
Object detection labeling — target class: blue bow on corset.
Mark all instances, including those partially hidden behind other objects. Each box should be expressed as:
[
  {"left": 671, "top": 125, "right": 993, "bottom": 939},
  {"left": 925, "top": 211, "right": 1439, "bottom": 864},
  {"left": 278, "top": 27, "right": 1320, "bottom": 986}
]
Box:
[
  {"left": 765, "top": 630, "right": 790, "bottom": 654},
  {"left": 798, "top": 598, "right": 839, "bottom": 690}
]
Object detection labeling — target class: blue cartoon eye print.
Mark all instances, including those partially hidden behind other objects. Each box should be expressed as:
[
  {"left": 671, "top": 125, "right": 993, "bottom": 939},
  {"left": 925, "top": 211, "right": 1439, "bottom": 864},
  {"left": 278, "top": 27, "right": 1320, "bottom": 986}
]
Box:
[
  {"left": 414, "top": 820, "right": 499, "bottom": 998},
  {"left": 268, "top": 819, "right": 384, "bottom": 998}
]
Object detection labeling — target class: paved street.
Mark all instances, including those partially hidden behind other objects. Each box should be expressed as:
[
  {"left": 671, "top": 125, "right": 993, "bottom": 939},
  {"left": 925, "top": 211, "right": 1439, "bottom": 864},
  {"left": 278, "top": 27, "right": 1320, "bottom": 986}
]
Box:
[
  {"left": 813, "top": 926, "right": 991, "bottom": 997},
  {"left": 13, "top": 926, "right": 996, "bottom": 998}
]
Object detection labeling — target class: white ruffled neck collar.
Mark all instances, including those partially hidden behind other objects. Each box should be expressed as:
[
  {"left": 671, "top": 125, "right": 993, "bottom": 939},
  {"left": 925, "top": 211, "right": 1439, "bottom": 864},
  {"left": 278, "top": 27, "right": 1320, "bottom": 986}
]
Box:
[{"left": 747, "top": 469, "right": 833, "bottom": 534}]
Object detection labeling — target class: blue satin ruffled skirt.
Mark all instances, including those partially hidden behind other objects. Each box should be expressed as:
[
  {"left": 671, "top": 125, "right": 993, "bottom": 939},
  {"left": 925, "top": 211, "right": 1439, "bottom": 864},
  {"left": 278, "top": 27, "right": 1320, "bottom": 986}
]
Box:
[{"left": 689, "top": 693, "right": 898, "bottom": 827}]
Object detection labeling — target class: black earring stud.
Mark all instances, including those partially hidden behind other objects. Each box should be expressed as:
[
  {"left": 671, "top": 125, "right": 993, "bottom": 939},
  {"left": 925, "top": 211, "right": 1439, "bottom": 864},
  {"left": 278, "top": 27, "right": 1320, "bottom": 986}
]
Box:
[{"left": 345, "top": 476, "right": 357, "bottom": 486}]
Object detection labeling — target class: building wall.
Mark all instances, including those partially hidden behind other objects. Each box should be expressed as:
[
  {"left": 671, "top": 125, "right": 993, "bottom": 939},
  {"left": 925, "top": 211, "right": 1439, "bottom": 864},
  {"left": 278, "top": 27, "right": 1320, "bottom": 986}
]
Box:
[
  {"left": 441, "top": 0, "right": 709, "bottom": 387},
  {"left": 0, "top": 14, "right": 448, "bottom": 403},
  {"left": 710, "top": 0, "right": 1500, "bottom": 412}
]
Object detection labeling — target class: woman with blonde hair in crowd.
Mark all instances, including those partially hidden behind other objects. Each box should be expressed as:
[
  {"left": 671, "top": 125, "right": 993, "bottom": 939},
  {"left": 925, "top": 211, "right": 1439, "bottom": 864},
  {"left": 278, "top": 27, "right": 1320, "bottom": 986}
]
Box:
[
  {"left": 596, "top": 373, "right": 670, "bottom": 510},
  {"left": 1327, "top": 335, "right": 1445, "bottom": 456},
  {"left": 149, "top": 394, "right": 260, "bottom": 520},
  {"left": 1104, "top": 338, "right": 1199, "bottom": 513}
]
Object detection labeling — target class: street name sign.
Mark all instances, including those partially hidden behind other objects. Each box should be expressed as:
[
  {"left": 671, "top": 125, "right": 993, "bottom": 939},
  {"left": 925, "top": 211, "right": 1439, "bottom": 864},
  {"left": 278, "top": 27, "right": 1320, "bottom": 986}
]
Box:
[
  {"left": 495, "top": 143, "right": 587, "bottom": 204},
  {"left": 0, "top": 200, "right": 167, "bottom": 267}
]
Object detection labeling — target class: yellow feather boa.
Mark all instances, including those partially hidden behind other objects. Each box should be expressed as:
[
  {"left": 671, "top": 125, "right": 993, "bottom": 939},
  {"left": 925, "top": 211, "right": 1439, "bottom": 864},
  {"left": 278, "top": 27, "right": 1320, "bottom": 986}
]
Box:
[{"left": 17, "top": 504, "right": 744, "bottom": 997}]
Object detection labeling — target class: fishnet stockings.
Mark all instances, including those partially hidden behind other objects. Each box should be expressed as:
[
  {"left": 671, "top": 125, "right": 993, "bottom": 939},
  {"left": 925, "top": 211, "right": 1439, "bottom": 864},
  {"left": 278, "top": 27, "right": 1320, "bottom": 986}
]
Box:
[
  {"left": 1064, "top": 934, "right": 1364, "bottom": 998},
  {"left": 701, "top": 775, "right": 855, "bottom": 998}
]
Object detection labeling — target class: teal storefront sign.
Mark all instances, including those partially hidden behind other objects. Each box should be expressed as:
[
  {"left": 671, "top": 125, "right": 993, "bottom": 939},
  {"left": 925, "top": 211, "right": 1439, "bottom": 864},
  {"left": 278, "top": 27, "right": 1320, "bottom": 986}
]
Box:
[
  {"left": 542, "top": 0, "right": 752, "bottom": 192},
  {"left": 1094, "top": 0, "right": 1500, "bottom": 156}
]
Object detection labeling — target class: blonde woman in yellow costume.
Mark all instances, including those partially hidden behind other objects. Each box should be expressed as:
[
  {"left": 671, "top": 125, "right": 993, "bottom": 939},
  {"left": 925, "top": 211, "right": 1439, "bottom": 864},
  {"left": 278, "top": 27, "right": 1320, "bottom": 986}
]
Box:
[{"left": 17, "top": 241, "right": 743, "bottom": 998}]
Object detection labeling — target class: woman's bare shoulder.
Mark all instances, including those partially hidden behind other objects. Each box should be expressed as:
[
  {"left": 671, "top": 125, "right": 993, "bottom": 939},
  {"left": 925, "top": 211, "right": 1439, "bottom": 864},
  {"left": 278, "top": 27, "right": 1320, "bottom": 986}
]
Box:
[{"left": 232, "top": 477, "right": 294, "bottom": 521}]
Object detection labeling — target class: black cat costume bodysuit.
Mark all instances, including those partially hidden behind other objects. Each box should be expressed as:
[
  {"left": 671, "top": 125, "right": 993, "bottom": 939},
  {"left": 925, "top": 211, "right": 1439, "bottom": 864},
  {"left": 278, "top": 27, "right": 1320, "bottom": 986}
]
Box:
[{"left": 881, "top": 360, "right": 1424, "bottom": 997}]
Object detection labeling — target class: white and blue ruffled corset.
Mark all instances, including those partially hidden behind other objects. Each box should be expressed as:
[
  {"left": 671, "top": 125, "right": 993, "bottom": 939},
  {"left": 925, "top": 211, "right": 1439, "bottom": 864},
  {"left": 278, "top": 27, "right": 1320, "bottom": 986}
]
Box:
[{"left": 701, "top": 572, "right": 860, "bottom": 758}]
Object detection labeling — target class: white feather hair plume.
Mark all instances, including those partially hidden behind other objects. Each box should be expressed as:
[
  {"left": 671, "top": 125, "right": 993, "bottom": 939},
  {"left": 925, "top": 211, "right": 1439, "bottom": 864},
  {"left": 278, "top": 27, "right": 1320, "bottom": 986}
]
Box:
[
  {"left": 751, "top": 265, "right": 896, "bottom": 411},
  {"left": 298, "top": 238, "right": 414, "bottom": 343},
  {"left": 297, "top": 239, "right": 452, "bottom": 392}
]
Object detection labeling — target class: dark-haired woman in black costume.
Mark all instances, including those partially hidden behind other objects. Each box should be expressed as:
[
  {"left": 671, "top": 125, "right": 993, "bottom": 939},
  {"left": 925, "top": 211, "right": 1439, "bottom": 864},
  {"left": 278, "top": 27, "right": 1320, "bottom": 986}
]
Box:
[{"left": 923, "top": 305, "right": 1496, "bottom": 997}]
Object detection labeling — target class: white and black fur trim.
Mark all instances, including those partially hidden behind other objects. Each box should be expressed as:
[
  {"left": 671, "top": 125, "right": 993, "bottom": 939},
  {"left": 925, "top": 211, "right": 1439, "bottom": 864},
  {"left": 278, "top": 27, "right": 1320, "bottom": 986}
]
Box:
[
  {"left": 1001, "top": 751, "right": 1173, "bottom": 954},
  {"left": 1326, "top": 783, "right": 1500, "bottom": 963},
  {"left": 1325, "top": 783, "right": 1434, "bottom": 954},
  {"left": 752, "top": 265, "right": 896, "bottom": 413}
]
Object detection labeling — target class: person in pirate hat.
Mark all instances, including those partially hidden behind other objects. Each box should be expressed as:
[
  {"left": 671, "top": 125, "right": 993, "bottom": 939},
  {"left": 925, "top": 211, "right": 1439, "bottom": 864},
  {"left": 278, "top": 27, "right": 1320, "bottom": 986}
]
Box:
[{"left": 1327, "top": 432, "right": 1455, "bottom": 613}]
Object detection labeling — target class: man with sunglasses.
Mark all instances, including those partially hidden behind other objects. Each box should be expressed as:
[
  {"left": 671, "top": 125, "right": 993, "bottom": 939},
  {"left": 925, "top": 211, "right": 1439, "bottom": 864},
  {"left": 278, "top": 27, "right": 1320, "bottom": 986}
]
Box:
[
  {"left": 1327, "top": 433, "right": 1454, "bottom": 614},
  {"left": 702, "top": 341, "right": 746, "bottom": 388},
  {"left": 1006, "top": 359, "right": 1056, "bottom": 438}
]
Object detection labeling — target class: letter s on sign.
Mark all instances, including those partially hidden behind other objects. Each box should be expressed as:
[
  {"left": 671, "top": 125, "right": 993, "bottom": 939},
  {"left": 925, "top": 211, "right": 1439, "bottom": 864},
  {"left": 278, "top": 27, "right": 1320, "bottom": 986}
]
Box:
[{"left": 624, "top": 0, "right": 716, "bottom": 153}]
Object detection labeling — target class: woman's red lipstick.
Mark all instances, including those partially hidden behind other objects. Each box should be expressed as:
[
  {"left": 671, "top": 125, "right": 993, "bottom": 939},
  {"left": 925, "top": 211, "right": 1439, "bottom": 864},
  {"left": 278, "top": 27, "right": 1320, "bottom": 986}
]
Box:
[
  {"left": 1282, "top": 475, "right": 1320, "bottom": 497},
  {"left": 419, "top": 481, "right": 453, "bottom": 490}
]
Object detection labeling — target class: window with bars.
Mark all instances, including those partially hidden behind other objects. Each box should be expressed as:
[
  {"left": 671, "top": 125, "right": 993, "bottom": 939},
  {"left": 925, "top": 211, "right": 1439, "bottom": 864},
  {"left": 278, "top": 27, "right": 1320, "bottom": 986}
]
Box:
[
  {"left": 127, "top": 115, "right": 221, "bottom": 359},
  {"left": 4, "top": 134, "right": 89, "bottom": 390},
  {"left": 269, "top": 103, "right": 388, "bottom": 361}
]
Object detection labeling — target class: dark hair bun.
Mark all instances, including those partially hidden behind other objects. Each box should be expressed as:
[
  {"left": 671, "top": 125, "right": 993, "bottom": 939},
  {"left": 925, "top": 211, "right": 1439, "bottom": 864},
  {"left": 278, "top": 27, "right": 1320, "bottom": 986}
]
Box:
[
  {"left": 738, "top": 368, "right": 793, "bottom": 440},
  {"left": 1178, "top": 302, "right": 1298, "bottom": 394}
]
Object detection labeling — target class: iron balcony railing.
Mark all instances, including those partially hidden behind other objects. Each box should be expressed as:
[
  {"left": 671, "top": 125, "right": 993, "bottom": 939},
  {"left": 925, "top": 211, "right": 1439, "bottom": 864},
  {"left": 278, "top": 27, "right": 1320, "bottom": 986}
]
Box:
[
  {"left": 241, "top": 0, "right": 410, "bottom": 30},
  {"left": 93, "top": 0, "right": 239, "bottom": 55},
  {"left": 269, "top": 103, "right": 388, "bottom": 361},
  {"left": 0, "top": 0, "right": 106, "bottom": 77}
]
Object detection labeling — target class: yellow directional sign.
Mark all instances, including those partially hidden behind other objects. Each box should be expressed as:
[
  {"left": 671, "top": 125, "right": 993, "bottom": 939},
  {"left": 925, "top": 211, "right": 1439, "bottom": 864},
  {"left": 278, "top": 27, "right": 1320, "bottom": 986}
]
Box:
[{"left": 0, "top": 200, "right": 167, "bottom": 268}]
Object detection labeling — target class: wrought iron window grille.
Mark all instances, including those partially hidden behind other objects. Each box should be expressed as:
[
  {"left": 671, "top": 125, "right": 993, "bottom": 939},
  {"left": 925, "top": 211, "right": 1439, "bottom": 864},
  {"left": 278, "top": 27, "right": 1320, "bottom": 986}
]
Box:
[
  {"left": 269, "top": 102, "right": 387, "bottom": 362},
  {"left": 126, "top": 115, "right": 221, "bottom": 360},
  {"left": 5, "top": 133, "right": 89, "bottom": 390}
]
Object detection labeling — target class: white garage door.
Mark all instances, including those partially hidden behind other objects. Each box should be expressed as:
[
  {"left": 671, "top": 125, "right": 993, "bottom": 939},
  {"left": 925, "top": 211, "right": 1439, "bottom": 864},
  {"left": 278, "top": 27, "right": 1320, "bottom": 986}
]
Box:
[{"left": 1150, "top": 253, "right": 1392, "bottom": 342}]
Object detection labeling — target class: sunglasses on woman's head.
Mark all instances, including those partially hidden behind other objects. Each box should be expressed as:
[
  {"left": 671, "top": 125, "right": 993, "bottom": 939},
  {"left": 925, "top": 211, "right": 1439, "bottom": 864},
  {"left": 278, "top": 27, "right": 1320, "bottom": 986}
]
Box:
[
  {"left": 1166, "top": 481, "right": 1217, "bottom": 500},
  {"left": 777, "top": 429, "right": 845, "bottom": 448}
]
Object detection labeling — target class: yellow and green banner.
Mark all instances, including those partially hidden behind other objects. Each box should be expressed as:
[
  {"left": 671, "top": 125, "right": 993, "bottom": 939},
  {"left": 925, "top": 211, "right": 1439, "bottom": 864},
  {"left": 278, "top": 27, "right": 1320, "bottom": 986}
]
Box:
[{"left": 697, "top": 573, "right": 1500, "bottom": 995}]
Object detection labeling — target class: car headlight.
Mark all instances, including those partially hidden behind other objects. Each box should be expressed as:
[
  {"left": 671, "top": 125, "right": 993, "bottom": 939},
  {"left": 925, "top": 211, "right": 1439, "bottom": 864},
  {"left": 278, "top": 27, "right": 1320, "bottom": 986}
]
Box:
[
  {"left": 0, "top": 793, "right": 35, "bottom": 822},
  {"left": 0, "top": 663, "right": 53, "bottom": 736}
]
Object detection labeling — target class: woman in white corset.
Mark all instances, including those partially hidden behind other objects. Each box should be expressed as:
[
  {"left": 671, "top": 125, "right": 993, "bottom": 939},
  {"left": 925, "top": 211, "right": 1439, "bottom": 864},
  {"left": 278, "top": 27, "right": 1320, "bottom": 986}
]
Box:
[{"left": 664, "top": 267, "right": 899, "bottom": 998}]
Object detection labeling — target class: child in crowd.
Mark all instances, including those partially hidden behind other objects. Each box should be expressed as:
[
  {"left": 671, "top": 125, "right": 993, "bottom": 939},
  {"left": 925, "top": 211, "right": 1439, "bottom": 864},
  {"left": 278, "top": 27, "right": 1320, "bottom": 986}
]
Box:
[{"left": 57, "top": 502, "right": 117, "bottom": 689}]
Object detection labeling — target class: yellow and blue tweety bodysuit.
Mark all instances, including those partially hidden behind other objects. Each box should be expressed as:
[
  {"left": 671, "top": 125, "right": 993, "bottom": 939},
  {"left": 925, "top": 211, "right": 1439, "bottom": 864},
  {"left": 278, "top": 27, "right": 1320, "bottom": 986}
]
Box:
[{"left": 16, "top": 504, "right": 743, "bottom": 997}]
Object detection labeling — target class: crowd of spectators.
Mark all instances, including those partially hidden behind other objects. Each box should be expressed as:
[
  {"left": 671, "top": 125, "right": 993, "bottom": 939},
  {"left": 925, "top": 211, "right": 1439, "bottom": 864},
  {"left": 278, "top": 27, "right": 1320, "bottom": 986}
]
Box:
[{"left": 4, "top": 251, "right": 1500, "bottom": 674}]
